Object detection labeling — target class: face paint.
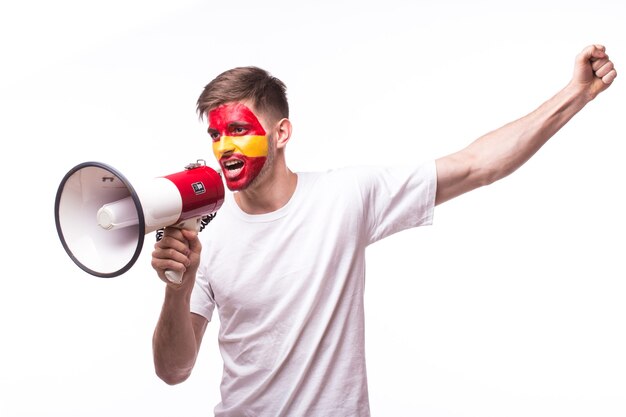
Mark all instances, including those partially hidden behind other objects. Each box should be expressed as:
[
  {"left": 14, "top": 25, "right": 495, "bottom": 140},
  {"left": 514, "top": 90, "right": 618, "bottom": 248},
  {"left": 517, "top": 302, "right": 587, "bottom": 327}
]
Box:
[{"left": 208, "top": 103, "right": 269, "bottom": 191}]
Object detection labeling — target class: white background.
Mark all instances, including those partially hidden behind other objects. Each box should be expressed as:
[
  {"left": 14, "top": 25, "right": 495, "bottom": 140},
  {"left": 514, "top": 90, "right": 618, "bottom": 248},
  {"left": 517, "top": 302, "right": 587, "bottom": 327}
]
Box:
[{"left": 1, "top": 1, "right": 625, "bottom": 416}]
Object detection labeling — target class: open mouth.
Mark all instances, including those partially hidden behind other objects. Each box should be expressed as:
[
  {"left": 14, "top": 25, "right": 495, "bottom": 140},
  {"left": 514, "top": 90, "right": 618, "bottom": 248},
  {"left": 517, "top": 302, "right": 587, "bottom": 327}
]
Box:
[
  {"left": 221, "top": 158, "right": 245, "bottom": 178},
  {"left": 223, "top": 159, "right": 244, "bottom": 171},
  {"left": 218, "top": 154, "right": 266, "bottom": 190}
]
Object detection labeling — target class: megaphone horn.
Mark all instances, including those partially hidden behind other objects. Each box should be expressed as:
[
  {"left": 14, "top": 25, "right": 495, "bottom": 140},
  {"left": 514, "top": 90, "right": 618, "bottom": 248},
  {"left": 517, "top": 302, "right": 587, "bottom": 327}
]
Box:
[{"left": 54, "top": 160, "right": 225, "bottom": 283}]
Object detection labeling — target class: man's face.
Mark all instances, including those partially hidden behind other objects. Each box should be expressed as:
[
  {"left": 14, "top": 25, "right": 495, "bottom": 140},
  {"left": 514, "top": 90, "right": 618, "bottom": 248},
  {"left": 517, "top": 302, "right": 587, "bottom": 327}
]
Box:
[{"left": 208, "top": 102, "right": 269, "bottom": 191}]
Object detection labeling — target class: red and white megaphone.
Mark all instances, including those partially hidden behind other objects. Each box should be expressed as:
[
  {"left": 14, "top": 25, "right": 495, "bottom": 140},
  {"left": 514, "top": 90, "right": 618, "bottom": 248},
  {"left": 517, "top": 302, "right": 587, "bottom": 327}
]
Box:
[{"left": 54, "top": 160, "right": 224, "bottom": 283}]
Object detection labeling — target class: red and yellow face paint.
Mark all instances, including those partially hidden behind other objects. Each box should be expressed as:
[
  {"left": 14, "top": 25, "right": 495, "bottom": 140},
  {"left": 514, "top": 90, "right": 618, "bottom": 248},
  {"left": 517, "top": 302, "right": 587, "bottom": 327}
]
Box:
[{"left": 208, "top": 103, "right": 269, "bottom": 191}]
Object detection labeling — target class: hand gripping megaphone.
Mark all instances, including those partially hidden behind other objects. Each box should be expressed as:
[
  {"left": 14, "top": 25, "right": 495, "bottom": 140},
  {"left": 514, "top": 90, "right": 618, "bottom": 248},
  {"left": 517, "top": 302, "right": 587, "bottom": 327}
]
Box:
[{"left": 54, "top": 160, "right": 224, "bottom": 283}]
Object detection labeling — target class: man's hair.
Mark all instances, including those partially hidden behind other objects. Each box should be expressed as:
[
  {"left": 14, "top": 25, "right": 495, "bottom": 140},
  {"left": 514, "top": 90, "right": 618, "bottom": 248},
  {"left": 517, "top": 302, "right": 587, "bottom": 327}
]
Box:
[{"left": 196, "top": 66, "right": 289, "bottom": 123}]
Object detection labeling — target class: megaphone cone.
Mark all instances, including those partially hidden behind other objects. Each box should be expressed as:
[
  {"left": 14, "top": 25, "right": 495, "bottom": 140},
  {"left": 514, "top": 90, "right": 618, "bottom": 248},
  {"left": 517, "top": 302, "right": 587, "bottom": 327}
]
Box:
[{"left": 54, "top": 160, "right": 224, "bottom": 280}]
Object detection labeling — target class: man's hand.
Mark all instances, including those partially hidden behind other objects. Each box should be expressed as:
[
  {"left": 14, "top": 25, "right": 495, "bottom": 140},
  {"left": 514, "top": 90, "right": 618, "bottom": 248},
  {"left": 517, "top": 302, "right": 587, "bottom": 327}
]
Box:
[
  {"left": 151, "top": 227, "right": 202, "bottom": 291},
  {"left": 572, "top": 44, "right": 617, "bottom": 101}
]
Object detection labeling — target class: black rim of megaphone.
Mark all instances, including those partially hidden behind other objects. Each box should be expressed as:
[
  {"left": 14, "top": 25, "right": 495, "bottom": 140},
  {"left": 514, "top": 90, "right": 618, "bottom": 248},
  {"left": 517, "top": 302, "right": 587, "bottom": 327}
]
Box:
[{"left": 54, "top": 161, "right": 146, "bottom": 278}]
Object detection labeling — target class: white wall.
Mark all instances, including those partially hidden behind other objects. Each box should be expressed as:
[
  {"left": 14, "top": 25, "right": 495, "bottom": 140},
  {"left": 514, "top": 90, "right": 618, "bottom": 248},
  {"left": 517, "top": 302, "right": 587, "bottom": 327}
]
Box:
[{"left": 1, "top": 1, "right": 624, "bottom": 416}]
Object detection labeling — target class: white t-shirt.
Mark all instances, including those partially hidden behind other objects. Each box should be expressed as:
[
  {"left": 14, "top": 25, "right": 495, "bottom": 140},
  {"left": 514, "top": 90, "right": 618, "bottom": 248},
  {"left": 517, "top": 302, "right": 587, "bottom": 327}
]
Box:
[{"left": 191, "top": 162, "right": 437, "bottom": 417}]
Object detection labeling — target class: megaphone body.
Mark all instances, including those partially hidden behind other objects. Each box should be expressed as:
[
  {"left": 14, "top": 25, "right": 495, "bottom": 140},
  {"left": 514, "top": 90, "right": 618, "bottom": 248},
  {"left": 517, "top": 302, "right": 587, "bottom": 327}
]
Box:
[{"left": 55, "top": 160, "right": 224, "bottom": 283}]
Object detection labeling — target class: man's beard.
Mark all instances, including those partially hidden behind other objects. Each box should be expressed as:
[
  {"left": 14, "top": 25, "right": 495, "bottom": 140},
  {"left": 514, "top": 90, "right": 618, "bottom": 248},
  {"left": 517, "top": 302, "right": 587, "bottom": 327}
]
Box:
[{"left": 244, "top": 133, "right": 275, "bottom": 190}]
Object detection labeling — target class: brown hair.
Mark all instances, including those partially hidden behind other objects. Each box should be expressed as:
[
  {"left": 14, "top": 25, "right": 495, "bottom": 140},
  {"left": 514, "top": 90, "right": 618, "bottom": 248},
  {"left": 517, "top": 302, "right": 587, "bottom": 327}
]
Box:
[{"left": 196, "top": 66, "right": 289, "bottom": 123}]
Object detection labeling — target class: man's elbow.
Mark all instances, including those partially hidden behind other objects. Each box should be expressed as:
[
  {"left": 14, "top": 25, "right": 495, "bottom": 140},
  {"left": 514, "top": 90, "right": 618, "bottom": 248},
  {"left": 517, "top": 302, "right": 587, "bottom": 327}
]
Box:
[
  {"left": 477, "top": 163, "right": 520, "bottom": 187},
  {"left": 155, "top": 366, "right": 192, "bottom": 385},
  {"left": 475, "top": 167, "right": 500, "bottom": 187}
]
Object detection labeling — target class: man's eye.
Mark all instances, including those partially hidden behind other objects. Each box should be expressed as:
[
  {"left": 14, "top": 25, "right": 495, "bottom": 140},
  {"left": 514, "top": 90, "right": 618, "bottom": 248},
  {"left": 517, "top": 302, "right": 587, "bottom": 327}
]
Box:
[
  {"left": 210, "top": 132, "right": 220, "bottom": 141},
  {"left": 232, "top": 127, "right": 247, "bottom": 135}
]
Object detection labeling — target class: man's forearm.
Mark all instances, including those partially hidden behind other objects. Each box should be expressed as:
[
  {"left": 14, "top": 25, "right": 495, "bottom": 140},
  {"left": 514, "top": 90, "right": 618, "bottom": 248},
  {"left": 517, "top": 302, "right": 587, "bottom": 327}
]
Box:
[
  {"left": 152, "top": 288, "right": 199, "bottom": 385},
  {"left": 435, "top": 45, "right": 616, "bottom": 206},
  {"left": 469, "top": 82, "right": 590, "bottom": 185},
  {"left": 436, "top": 83, "right": 591, "bottom": 205}
]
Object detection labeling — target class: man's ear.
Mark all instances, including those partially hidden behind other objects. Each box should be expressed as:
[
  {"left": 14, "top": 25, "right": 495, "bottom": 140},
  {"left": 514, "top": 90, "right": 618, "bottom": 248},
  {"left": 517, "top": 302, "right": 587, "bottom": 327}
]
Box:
[{"left": 274, "top": 118, "right": 292, "bottom": 150}]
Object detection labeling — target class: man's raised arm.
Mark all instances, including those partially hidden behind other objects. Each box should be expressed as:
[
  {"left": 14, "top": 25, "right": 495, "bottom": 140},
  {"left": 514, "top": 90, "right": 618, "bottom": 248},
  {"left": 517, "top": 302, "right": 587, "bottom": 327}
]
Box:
[{"left": 435, "top": 44, "right": 617, "bottom": 206}]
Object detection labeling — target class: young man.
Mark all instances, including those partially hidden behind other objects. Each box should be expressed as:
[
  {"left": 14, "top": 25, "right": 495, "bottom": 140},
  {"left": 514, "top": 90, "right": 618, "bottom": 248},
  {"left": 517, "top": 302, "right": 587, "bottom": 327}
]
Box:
[{"left": 151, "top": 45, "right": 616, "bottom": 416}]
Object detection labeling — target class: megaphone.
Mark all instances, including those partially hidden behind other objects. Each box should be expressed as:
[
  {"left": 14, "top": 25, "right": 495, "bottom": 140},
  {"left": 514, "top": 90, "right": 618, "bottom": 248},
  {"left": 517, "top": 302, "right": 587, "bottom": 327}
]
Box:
[{"left": 54, "top": 160, "right": 224, "bottom": 283}]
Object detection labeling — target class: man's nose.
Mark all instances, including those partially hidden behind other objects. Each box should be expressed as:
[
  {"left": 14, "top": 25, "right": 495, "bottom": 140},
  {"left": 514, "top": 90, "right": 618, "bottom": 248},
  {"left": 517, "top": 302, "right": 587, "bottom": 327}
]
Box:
[{"left": 214, "top": 136, "right": 236, "bottom": 156}]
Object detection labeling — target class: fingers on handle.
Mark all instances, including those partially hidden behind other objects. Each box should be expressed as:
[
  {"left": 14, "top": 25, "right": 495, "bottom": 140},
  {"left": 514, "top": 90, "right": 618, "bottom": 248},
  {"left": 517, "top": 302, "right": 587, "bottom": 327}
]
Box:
[{"left": 181, "top": 229, "right": 202, "bottom": 254}]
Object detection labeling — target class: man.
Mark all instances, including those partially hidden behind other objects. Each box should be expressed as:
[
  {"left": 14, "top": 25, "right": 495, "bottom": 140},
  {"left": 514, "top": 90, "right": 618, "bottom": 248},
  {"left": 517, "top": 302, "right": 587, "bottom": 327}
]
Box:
[{"left": 151, "top": 45, "right": 616, "bottom": 416}]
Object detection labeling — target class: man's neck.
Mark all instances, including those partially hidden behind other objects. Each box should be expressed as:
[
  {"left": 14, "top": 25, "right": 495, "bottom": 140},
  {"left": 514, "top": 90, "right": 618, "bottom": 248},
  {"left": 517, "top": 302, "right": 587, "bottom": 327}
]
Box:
[{"left": 234, "top": 165, "right": 297, "bottom": 215}]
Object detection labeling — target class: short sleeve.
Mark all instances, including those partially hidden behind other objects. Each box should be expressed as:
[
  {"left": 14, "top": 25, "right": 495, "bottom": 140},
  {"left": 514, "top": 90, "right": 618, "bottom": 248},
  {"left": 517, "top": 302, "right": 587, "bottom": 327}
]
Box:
[
  {"left": 190, "top": 258, "right": 216, "bottom": 322},
  {"left": 356, "top": 160, "right": 437, "bottom": 245}
]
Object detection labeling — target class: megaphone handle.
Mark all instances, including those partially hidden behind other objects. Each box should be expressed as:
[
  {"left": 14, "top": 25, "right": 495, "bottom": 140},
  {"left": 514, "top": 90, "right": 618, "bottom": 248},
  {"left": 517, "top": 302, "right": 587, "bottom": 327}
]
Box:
[
  {"left": 164, "top": 218, "right": 202, "bottom": 285},
  {"left": 164, "top": 269, "right": 184, "bottom": 285}
]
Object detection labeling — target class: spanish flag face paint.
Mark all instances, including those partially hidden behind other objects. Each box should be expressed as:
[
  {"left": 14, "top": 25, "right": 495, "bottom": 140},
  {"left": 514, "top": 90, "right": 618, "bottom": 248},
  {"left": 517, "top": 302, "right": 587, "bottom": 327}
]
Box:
[{"left": 208, "top": 103, "right": 269, "bottom": 191}]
